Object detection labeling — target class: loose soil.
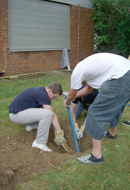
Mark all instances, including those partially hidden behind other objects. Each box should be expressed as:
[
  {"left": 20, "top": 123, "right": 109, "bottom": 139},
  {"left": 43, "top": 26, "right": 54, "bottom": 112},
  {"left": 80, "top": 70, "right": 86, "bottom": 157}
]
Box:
[{"left": 0, "top": 120, "right": 92, "bottom": 190}]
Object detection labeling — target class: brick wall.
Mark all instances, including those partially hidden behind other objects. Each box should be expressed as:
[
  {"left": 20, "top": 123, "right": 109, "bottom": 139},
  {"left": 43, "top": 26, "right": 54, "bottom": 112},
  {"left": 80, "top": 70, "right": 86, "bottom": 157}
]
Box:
[
  {"left": 0, "top": 0, "right": 95, "bottom": 76},
  {"left": 69, "top": 6, "right": 95, "bottom": 65}
]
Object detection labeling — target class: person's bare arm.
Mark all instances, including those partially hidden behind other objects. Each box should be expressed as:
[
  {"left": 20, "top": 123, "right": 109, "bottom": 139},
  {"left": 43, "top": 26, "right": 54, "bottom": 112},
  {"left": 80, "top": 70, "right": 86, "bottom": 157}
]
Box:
[
  {"left": 76, "top": 85, "right": 93, "bottom": 98},
  {"left": 66, "top": 85, "right": 93, "bottom": 106},
  {"left": 43, "top": 104, "right": 61, "bottom": 131},
  {"left": 66, "top": 89, "right": 78, "bottom": 106}
]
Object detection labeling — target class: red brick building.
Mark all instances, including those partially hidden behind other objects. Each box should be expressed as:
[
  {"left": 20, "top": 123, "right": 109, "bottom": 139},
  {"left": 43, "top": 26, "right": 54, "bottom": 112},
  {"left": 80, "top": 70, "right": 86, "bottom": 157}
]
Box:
[{"left": 0, "top": 0, "right": 94, "bottom": 76}]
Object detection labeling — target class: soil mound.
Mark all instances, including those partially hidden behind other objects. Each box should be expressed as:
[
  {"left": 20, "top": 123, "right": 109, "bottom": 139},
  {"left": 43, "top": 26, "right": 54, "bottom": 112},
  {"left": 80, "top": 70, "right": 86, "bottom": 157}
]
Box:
[{"left": 0, "top": 121, "right": 92, "bottom": 190}]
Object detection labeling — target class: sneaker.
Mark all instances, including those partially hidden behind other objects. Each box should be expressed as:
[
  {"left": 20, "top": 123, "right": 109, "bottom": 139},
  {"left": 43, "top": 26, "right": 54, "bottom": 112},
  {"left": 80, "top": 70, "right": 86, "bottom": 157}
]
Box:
[
  {"left": 32, "top": 140, "right": 52, "bottom": 152},
  {"left": 122, "top": 121, "right": 130, "bottom": 126},
  {"left": 77, "top": 154, "right": 104, "bottom": 164},
  {"left": 104, "top": 131, "right": 117, "bottom": 139},
  {"left": 25, "top": 124, "right": 38, "bottom": 131}
]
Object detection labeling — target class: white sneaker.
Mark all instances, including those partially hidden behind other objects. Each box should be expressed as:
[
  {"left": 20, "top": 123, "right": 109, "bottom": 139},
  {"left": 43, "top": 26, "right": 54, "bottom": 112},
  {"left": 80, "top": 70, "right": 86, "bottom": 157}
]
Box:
[
  {"left": 25, "top": 124, "right": 38, "bottom": 131},
  {"left": 32, "top": 140, "right": 52, "bottom": 152}
]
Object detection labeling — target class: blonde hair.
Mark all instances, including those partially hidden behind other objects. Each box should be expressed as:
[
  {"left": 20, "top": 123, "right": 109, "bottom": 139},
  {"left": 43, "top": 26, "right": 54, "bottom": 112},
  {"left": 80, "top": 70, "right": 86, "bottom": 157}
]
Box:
[{"left": 47, "top": 82, "right": 63, "bottom": 95}]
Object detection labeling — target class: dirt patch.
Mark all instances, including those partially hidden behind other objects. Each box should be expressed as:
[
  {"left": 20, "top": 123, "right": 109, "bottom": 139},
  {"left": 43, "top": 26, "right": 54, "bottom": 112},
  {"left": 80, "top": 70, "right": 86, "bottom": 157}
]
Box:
[{"left": 0, "top": 121, "right": 92, "bottom": 190}]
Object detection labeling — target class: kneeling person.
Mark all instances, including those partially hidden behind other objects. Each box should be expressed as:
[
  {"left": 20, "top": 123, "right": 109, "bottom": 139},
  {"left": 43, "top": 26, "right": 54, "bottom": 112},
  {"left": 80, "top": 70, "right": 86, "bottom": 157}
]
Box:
[
  {"left": 9, "top": 82, "right": 68, "bottom": 152},
  {"left": 71, "top": 86, "right": 99, "bottom": 139}
]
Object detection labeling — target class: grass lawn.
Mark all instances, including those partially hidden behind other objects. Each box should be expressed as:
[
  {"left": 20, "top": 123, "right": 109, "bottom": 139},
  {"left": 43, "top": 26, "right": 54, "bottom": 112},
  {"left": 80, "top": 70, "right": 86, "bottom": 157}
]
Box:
[{"left": 0, "top": 72, "right": 130, "bottom": 190}]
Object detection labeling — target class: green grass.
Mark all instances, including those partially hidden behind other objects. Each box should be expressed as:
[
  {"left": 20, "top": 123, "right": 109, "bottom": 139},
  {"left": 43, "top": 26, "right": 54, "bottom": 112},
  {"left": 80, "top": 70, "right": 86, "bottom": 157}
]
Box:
[
  {"left": 0, "top": 72, "right": 130, "bottom": 190},
  {"left": 15, "top": 128, "right": 130, "bottom": 190}
]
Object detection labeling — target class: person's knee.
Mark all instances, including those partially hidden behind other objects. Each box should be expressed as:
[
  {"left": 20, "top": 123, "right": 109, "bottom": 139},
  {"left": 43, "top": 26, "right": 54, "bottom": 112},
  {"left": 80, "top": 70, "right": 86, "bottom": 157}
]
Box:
[
  {"left": 9, "top": 113, "right": 18, "bottom": 124},
  {"left": 48, "top": 110, "right": 53, "bottom": 119}
]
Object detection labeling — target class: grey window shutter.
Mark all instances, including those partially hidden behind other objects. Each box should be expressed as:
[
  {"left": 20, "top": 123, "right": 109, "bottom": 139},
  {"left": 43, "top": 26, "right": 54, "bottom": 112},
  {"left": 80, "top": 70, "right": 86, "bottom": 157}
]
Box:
[{"left": 9, "top": 0, "right": 70, "bottom": 52}]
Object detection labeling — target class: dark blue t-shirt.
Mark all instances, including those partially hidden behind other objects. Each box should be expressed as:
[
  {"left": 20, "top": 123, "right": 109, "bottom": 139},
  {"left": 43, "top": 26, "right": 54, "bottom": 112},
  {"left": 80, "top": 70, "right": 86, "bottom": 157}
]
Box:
[{"left": 9, "top": 87, "right": 51, "bottom": 113}]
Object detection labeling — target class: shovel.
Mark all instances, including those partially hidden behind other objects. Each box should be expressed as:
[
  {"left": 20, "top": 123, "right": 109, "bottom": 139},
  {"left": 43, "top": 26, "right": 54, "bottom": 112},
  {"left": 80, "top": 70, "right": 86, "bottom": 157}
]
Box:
[{"left": 62, "top": 92, "right": 80, "bottom": 152}]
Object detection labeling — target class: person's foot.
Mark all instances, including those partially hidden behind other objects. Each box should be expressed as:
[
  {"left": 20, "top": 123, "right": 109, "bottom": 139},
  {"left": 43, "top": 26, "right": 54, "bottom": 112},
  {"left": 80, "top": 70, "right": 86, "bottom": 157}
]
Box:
[
  {"left": 32, "top": 140, "right": 52, "bottom": 152},
  {"left": 77, "top": 154, "right": 104, "bottom": 164},
  {"left": 25, "top": 124, "right": 38, "bottom": 131},
  {"left": 122, "top": 121, "right": 130, "bottom": 126},
  {"left": 104, "top": 131, "right": 117, "bottom": 139}
]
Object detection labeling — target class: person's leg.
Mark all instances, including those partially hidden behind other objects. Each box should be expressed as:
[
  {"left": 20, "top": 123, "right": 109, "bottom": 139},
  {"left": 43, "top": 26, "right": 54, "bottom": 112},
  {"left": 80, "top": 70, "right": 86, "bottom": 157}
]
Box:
[
  {"left": 28, "top": 123, "right": 38, "bottom": 127},
  {"left": 109, "top": 127, "right": 117, "bottom": 134},
  {"left": 26, "top": 123, "right": 38, "bottom": 131},
  {"left": 77, "top": 71, "right": 130, "bottom": 163},
  {"left": 71, "top": 101, "right": 85, "bottom": 122},
  {"left": 36, "top": 111, "right": 53, "bottom": 144},
  {"left": 104, "top": 126, "right": 118, "bottom": 139},
  {"left": 105, "top": 104, "right": 125, "bottom": 139},
  {"left": 9, "top": 108, "right": 53, "bottom": 144},
  {"left": 76, "top": 101, "right": 84, "bottom": 118},
  {"left": 87, "top": 77, "right": 130, "bottom": 137},
  {"left": 108, "top": 127, "right": 117, "bottom": 136},
  {"left": 92, "top": 138, "right": 102, "bottom": 158},
  {"left": 77, "top": 138, "right": 103, "bottom": 164}
]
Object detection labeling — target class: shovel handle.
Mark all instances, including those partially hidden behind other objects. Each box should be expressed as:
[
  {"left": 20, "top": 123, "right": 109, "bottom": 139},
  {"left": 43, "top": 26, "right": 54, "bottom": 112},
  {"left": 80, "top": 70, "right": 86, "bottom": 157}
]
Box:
[
  {"left": 62, "top": 92, "right": 80, "bottom": 152},
  {"left": 67, "top": 107, "right": 80, "bottom": 152}
]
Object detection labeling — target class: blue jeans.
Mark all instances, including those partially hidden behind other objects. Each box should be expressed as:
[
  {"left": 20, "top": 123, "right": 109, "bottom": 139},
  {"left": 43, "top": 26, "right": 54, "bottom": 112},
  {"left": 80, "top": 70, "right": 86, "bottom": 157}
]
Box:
[
  {"left": 85, "top": 70, "right": 130, "bottom": 140},
  {"left": 76, "top": 101, "right": 84, "bottom": 118}
]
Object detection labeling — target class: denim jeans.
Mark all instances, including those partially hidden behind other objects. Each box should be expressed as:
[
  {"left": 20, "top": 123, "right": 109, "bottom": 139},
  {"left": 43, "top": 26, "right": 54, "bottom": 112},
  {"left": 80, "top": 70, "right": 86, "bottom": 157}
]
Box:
[
  {"left": 76, "top": 101, "right": 84, "bottom": 118},
  {"left": 85, "top": 70, "right": 130, "bottom": 140}
]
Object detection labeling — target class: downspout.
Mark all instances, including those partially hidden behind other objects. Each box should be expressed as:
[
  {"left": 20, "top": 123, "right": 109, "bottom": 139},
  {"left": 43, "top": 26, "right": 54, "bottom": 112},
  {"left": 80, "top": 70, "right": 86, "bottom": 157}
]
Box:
[
  {"left": 2, "top": 47, "right": 8, "bottom": 76},
  {"left": 77, "top": 3, "right": 80, "bottom": 63}
]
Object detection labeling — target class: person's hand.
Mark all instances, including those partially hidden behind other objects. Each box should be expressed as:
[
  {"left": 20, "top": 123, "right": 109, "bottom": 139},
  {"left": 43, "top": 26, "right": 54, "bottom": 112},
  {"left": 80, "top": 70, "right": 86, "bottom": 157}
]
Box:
[
  {"left": 75, "top": 125, "right": 85, "bottom": 139},
  {"left": 62, "top": 92, "right": 68, "bottom": 101},
  {"left": 62, "top": 92, "right": 71, "bottom": 107},
  {"left": 54, "top": 130, "right": 67, "bottom": 145},
  {"left": 64, "top": 99, "right": 72, "bottom": 107},
  {"left": 62, "top": 92, "right": 73, "bottom": 107},
  {"left": 74, "top": 123, "right": 80, "bottom": 138},
  {"left": 76, "top": 129, "right": 83, "bottom": 139}
]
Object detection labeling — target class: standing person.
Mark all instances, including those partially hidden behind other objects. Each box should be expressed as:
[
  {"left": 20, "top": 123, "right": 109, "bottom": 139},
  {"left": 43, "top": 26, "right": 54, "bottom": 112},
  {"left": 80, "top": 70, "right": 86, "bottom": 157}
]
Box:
[
  {"left": 9, "top": 82, "right": 69, "bottom": 152},
  {"left": 65, "top": 53, "right": 130, "bottom": 164},
  {"left": 71, "top": 86, "right": 99, "bottom": 139}
]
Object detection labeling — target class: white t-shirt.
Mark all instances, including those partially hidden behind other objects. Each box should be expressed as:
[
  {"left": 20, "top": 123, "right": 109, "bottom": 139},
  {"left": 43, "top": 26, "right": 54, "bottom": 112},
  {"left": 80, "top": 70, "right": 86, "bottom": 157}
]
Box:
[{"left": 71, "top": 53, "right": 130, "bottom": 89}]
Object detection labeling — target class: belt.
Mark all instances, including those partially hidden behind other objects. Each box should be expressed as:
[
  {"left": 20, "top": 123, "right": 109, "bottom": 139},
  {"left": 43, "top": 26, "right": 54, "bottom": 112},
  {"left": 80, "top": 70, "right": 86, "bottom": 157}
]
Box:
[{"left": 9, "top": 110, "right": 18, "bottom": 114}]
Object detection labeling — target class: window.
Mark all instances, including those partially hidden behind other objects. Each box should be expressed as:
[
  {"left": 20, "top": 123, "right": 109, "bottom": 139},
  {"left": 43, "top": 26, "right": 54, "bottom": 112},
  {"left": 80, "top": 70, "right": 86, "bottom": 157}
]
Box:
[{"left": 9, "top": 0, "right": 70, "bottom": 52}]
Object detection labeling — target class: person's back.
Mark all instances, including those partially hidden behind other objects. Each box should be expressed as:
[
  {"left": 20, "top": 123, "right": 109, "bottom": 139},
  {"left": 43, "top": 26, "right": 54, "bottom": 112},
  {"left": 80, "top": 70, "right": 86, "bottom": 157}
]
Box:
[
  {"left": 9, "top": 87, "right": 50, "bottom": 113},
  {"left": 71, "top": 53, "right": 130, "bottom": 89}
]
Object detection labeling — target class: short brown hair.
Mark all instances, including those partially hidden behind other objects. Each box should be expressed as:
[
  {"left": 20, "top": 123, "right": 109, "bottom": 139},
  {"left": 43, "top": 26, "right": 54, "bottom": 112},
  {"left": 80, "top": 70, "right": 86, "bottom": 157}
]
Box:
[{"left": 47, "top": 82, "right": 63, "bottom": 95}]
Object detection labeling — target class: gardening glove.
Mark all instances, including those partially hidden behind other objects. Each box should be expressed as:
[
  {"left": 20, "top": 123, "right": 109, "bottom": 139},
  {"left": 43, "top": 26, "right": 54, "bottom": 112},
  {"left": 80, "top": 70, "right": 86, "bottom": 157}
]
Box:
[
  {"left": 62, "top": 92, "right": 71, "bottom": 107},
  {"left": 62, "top": 92, "right": 73, "bottom": 107},
  {"left": 64, "top": 99, "right": 72, "bottom": 107},
  {"left": 74, "top": 123, "right": 80, "bottom": 136},
  {"left": 54, "top": 130, "right": 74, "bottom": 154},
  {"left": 54, "top": 130, "right": 67, "bottom": 145},
  {"left": 76, "top": 126, "right": 85, "bottom": 139},
  {"left": 62, "top": 92, "right": 68, "bottom": 101}
]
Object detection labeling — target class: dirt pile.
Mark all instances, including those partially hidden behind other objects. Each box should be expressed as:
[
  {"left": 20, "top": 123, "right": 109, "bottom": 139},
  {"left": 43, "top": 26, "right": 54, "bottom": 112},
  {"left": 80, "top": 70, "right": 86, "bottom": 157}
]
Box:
[{"left": 0, "top": 121, "right": 92, "bottom": 190}]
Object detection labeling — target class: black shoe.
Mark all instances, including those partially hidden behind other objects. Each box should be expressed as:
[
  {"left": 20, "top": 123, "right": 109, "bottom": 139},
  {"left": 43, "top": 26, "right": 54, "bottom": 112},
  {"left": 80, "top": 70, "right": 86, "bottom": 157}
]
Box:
[
  {"left": 77, "top": 154, "right": 104, "bottom": 164},
  {"left": 104, "top": 131, "right": 117, "bottom": 139},
  {"left": 122, "top": 121, "right": 130, "bottom": 126}
]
